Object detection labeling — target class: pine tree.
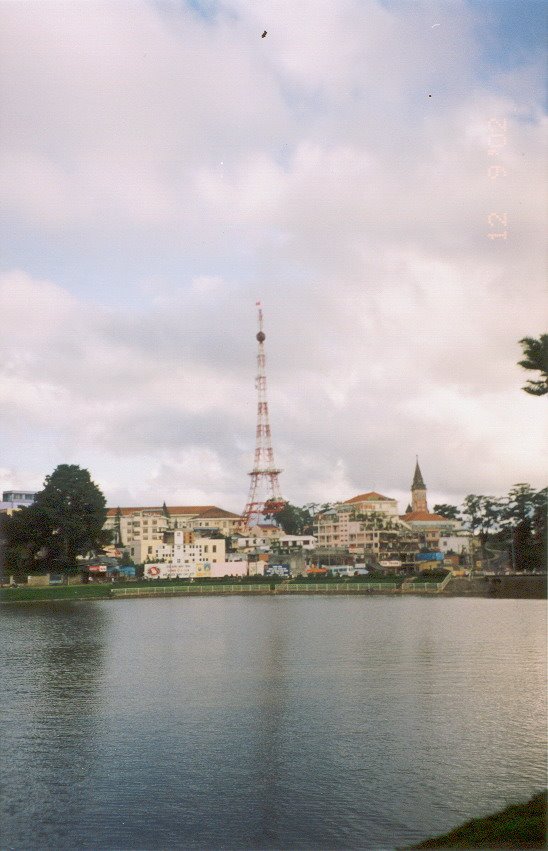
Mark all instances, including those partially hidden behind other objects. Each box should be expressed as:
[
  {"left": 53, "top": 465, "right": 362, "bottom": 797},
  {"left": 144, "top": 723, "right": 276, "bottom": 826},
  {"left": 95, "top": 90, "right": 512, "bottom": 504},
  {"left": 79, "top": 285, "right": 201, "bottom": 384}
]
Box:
[{"left": 518, "top": 335, "right": 548, "bottom": 396}]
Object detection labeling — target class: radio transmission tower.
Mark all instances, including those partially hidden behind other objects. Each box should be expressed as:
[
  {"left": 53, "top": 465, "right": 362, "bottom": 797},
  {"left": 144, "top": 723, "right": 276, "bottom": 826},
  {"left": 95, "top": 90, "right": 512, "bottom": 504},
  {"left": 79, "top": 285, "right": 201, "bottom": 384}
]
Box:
[{"left": 240, "top": 302, "right": 285, "bottom": 529}]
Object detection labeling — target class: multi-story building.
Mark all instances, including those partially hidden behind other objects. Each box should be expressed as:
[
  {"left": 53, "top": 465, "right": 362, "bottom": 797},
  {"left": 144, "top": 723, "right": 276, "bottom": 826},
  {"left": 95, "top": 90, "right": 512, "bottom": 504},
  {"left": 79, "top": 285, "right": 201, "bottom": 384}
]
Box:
[
  {"left": 104, "top": 504, "right": 241, "bottom": 558},
  {"left": 104, "top": 504, "right": 240, "bottom": 563},
  {"left": 157, "top": 531, "right": 226, "bottom": 567},
  {"left": 315, "top": 491, "right": 420, "bottom": 567},
  {"left": 235, "top": 533, "right": 316, "bottom": 553},
  {"left": 343, "top": 491, "right": 399, "bottom": 517},
  {"left": 316, "top": 492, "right": 398, "bottom": 550},
  {"left": 2, "top": 490, "right": 36, "bottom": 505},
  {"left": 1, "top": 490, "right": 37, "bottom": 512}
]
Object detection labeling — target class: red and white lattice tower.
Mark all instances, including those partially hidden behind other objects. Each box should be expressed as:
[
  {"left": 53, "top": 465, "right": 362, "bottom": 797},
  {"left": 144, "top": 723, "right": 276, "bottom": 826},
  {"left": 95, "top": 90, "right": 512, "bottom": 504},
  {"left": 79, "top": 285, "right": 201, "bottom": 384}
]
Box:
[{"left": 239, "top": 302, "right": 285, "bottom": 529}]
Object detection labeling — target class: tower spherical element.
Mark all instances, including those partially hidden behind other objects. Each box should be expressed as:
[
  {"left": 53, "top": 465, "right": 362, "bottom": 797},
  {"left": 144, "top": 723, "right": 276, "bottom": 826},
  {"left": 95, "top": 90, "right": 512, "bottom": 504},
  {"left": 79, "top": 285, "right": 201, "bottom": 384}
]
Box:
[{"left": 239, "top": 304, "right": 284, "bottom": 530}]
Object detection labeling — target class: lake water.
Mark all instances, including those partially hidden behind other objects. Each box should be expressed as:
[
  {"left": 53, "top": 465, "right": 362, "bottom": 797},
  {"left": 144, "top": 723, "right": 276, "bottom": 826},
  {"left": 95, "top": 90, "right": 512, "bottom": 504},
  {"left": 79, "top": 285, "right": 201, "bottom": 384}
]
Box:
[{"left": 1, "top": 596, "right": 546, "bottom": 850}]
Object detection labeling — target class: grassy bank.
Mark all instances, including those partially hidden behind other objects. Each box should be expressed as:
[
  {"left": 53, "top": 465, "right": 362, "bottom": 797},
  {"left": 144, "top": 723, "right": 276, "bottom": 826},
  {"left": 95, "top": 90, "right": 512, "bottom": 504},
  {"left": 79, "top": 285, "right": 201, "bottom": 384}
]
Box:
[
  {"left": 0, "top": 583, "right": 113, "bottom": 603},
  {"left": 2, "top": 574, "right": 546, "bottom": 603},
  {"left": 410, "top": 790, "right": 547, "bottom": 849},
  {"left": 2, "top": 579, "right": 404, "bottom": 603}
]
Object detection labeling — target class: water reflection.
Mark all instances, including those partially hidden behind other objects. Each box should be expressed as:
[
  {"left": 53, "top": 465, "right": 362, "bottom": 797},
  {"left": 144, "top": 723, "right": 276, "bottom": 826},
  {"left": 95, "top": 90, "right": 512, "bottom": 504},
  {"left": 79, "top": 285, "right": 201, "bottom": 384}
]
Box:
[
  {"left": 1, "top": 603, "right": 108, "bottom": 849},
  {"left": 1, "top": 597, "right": 546, "bottom": 850},
  {"left": 252, "top": 602, "right": 289, "bottom": 847}
]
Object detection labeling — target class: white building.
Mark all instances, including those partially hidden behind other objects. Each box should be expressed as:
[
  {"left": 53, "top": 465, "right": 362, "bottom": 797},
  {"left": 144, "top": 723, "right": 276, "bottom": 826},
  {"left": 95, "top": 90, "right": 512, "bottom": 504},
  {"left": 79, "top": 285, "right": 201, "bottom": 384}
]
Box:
[
  {"left": 279, "top": 535, "right": 316, "bottom": 550},
  {"left": 104, "top": 504, "right": 240, "bottom": 561},
  {"left": 1, "top": 490, "right": 37, "bottom": 512},
  {"left": 438, "top": 533, "right": 472, "bottom": 555},
  {"left": 316, "top": 493, "right": 400, "bottom": 552},
  {"left": 235, "top": 534, "right": 316, "bottom": 553},
  {"left": 157, "top": 531, "right": 226, "bottom": 566}
]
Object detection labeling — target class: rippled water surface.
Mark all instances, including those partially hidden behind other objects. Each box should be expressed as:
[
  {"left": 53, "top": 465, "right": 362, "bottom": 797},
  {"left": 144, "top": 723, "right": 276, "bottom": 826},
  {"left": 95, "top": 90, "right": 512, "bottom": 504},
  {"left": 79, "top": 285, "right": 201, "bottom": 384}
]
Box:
[{"left": 1, "top": 596, "right": 546, "bottom": 849}]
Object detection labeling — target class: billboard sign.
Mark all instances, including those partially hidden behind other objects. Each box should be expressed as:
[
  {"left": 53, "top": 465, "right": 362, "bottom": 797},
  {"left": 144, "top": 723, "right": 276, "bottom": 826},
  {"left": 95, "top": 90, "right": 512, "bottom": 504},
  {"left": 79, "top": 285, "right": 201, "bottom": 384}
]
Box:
[
  {"left": 415, "top": 551, "right": 444, "bottom": 562},
  {"left": 266, "top": 564, "right": 290, "bottom": 577}
]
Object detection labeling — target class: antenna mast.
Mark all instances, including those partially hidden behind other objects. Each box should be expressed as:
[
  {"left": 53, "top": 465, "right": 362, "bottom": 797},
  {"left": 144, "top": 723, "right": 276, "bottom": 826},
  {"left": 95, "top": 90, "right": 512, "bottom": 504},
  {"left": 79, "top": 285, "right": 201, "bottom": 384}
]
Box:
[{"left": 240, "top": 302, "right": 285, "bottom": 529}]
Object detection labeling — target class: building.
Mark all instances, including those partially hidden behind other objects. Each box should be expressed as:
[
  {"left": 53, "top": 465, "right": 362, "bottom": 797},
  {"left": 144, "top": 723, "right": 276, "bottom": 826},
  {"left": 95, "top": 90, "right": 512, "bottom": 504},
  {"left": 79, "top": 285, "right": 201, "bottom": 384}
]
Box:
[
  {"left": 316, "top": 492, "right": 398, "bottom": 551},
  {"left": 438, "top": 533, "right": 472, "bottom": 557},
  {"left": 157, "top": 531, "right": 226, "bottom": 567},
  {"left": 400, "top": 460, "right": 462, "bottom": 549},
  {"left": 343, "top": 491, "right": 399, "bottom": 517},
  {"left": 235, "top": 533, "right": 316, "bottom": 554},
  {"left": 315, "top": 494, "right": 419, "bottom": 566},
  {"left": 103, "top": 504, "right": 240, "bottom": 556},
  {"left": 1, "top": 490, "right": 37, "bottom": 511},
  {"left": 248, "top": 524, "right": 284, "bottom": 539},
  {"left": 410, "top": 460, "right": 428, "bottom": 513}
]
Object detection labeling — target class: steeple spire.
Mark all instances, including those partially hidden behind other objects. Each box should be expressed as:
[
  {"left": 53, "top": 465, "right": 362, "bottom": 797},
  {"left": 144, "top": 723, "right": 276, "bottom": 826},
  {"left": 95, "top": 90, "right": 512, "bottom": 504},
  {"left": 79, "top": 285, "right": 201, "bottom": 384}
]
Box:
[
  {"left": 410, "top": 457, "right": 428, "bottom": 513},
  {"left": 412, "top": 457, "right": 426, "bottom": 491}
]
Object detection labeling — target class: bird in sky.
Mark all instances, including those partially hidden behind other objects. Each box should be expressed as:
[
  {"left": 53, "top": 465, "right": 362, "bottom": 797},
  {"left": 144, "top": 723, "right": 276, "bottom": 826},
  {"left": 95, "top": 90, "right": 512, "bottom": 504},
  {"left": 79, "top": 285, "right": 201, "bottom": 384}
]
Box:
[{"left": 262, "top": 30, "right": 267, "bottom": 38}]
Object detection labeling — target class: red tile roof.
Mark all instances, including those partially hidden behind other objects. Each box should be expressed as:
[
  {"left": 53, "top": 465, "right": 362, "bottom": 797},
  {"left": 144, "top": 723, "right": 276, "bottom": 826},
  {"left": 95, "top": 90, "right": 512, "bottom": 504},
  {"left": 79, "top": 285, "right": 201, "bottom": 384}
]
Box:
[
  {"left": 194, "top": 507, "right": 240, "bottom": 519},
  {"left": 400, "top": 511, "right": 449, "bottom": 522},
  {"left": 106, "top": 505, "right": 235, "bottom": 518},
  {"left": 344, "top": 492, "right": 395, "bottom": 504}
]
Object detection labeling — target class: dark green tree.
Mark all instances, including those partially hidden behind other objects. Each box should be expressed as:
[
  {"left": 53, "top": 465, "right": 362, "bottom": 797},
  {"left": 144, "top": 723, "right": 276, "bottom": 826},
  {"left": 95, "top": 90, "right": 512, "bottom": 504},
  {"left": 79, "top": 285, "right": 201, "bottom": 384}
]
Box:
[
  {"left": 459, "top": 485, "right": 546, "bottom": 571},
  {"left": 119, "top": 550, "right": 135, "bottom": 567},
  {"left": 500, "top": 483, "right": 544, "bottom": 526},
  {"left": 4, "top": 464, "right": 110, "bottom": 573},
  {"left": 2, "top": 506, "right": 46, "bottom": 576},
  {"left": 518, "top": 335, "right": 548, "bottom": 396},
  {"left": 433, "top": 504, "right": 460, "bottom": 520},
  {"left": 500, "top": 484, "right": 547, "bottom": 571},
  {"left": 460, "top": 494, "right": 504, "bottom": 565},
  {"left": 264, "top": 502, "right": 313, "bottom": 535},
  {"left": 114, "top": 506, "right": 123, "bottom": 546}
]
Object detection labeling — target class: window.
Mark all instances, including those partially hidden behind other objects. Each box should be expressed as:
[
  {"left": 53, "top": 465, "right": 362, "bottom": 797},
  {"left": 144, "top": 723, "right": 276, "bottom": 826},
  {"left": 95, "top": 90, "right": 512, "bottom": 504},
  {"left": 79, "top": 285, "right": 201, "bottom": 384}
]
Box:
[{"left": 212, "top": 545, "right": 217, "bottom": 553}]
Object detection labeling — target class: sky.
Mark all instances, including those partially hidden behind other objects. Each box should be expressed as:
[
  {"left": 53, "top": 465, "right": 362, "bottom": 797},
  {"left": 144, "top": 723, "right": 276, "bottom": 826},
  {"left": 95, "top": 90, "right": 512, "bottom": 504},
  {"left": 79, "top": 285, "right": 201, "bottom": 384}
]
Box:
[{"left": 1, "top": 0, "right": 546, "bottom": 514}]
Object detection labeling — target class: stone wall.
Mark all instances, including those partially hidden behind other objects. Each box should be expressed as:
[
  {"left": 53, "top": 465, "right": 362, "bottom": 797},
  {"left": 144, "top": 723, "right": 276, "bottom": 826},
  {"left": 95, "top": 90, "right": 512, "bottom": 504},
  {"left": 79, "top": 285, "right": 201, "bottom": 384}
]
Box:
[{"left": 444, "top": 574, "right": 546, "bottom": 599}]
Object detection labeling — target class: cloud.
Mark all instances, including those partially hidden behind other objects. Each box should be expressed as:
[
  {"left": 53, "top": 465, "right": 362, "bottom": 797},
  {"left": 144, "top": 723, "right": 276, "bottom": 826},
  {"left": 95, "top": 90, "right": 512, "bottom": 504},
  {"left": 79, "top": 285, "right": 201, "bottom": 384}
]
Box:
[{"left": 0, "top": 0, "right": 546, "bottom": 511}]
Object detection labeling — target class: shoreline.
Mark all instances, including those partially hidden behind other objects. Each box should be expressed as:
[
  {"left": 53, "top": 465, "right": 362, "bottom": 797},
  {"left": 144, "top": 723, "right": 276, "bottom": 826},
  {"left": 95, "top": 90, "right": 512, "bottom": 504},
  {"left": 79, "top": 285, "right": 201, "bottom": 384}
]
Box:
[{"left": 1, "top": 574, "right": 546, "bottom": 604}]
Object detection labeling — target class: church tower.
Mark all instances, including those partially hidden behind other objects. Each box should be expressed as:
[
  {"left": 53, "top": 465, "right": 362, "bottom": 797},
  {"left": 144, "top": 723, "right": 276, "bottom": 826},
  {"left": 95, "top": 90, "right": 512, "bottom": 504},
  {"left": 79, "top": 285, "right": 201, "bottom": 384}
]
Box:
[{"left": 411, "top": 458, "right": 428, "bottom": 513}]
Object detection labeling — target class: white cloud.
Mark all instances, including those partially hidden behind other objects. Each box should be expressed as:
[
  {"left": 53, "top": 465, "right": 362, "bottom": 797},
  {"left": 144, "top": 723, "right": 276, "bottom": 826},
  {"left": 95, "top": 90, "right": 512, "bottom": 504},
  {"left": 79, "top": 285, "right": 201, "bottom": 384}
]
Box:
[{"left": 0, "top": 1, "right": 546, "bottom": 511}]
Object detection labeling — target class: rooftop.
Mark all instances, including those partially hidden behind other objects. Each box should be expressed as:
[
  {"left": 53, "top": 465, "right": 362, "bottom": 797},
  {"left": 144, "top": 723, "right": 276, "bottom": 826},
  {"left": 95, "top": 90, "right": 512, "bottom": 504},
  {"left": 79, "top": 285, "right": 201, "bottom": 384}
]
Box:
[
  {"left": 106, "top": 505, "right": 237, "bottom": 518},
  {"left": 400, "top": 511, "right": 452, "bottom": 522},
  {"left": 344, "top": 492, "right": 395, "bottom": 504}
]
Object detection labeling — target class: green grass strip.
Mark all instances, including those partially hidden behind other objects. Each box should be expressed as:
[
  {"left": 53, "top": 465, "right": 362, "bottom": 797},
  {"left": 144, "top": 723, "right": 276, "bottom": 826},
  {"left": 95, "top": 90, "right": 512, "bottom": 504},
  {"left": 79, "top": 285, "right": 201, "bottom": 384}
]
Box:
[{"left": 410, "top": 790, "right": 547, "bottom": 848}]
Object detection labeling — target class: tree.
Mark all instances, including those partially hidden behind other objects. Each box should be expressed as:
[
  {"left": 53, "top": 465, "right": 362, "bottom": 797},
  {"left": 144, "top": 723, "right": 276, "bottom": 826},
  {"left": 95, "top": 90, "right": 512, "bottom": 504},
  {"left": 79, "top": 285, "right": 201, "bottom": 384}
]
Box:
[
  {"left": 114, "top": 506, "right": 123, "bottom": 546},
  {"left": 518, "top": 335, "right": 548, "bottom": 396},
  {"left": 2, "top": 507, "right": 45, "bottom": 576},
  {"left": 4, "top": 464, "right": 110, "bottom": 573},
  {"left": 500, "top": 483, "right": 544, "bottom": 527},
  {"left": 460, "top": 494, "right": 504, "bottom": 565},
  {"left": 499, "top": 484, "right": 547, "bottom": 571},
  {"left": 459, "top": 485, "right": 546, "bottom": 571},
  {"left": 120, "top": 550, "right": 134, "bottom": 567},
  {"left": 433, "top": 504, "right": 460, "bottom": 520},
  {"left": 264, "top": 502, "right": 313, "bottom": 536}
]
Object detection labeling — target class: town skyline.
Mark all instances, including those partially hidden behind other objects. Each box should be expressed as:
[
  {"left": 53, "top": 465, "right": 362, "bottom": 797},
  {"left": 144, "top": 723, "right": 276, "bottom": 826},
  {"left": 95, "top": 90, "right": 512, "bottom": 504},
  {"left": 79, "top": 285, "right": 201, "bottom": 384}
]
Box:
[{"left": 1, "top": 0, "right": 546, "bottom": 512}]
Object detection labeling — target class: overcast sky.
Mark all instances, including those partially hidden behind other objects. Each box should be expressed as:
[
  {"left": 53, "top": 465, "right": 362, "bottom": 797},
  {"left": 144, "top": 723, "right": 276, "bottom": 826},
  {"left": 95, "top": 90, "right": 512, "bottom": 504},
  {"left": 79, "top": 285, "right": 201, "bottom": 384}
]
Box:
[{"left": 1, "top": 0, "right": 546, "bottom": 514}]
